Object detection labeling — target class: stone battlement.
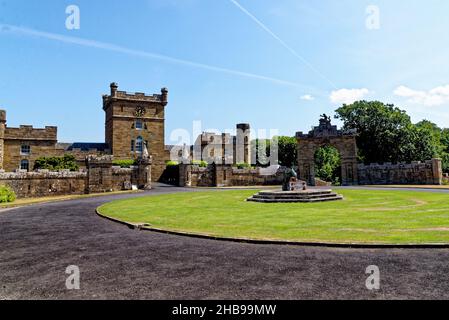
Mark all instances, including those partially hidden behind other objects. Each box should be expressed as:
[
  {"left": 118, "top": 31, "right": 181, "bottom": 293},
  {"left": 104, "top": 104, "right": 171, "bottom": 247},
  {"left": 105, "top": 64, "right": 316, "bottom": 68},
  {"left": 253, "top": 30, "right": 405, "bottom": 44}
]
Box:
[
  {"left": 103, "top": 82, "right": 168, "bottom": 106},
  {"left": 4, "top": 125, "right": 57, "bottom": 141}
]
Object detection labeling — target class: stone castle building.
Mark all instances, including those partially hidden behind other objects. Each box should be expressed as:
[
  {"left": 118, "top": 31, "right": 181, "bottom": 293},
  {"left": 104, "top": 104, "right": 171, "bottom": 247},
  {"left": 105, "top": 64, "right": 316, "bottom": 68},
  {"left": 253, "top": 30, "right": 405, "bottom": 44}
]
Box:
[
  {"left": 192, "top": 123, "right": 251, "bottom": 165},
  {"left": 0, "top": 83, "right": 170, "bottom": 181},
  {"left": 103, "top": 83, "right": 169, "bottom": 180},
  {"left": 0, "top": 83, "right": 251, "bottom": 182}
]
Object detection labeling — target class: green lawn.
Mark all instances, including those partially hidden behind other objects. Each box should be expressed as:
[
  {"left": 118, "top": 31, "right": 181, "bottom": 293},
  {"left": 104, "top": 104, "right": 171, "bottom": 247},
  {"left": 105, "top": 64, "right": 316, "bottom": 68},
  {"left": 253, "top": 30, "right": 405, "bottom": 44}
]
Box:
[{"left": 97, "top": 189, "right": 449, "bottom": 244}]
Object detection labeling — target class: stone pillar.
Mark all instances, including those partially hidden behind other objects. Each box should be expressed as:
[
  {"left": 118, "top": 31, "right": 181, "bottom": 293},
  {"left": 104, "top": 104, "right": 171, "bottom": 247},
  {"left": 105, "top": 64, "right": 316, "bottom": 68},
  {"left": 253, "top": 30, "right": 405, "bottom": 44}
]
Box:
[
  {"left": 298, "top": 161, "right": 315, "bottom": 186},
  {"left": 86, "top": 155, "right": 113, "bottom": 194},
  {"left": 110, "top": 82, "right": 118, "bottom": 97},
  {"left": 179, "top": 164, "right": 192, "bottom": 187},
  {"left": 236, "top": 123, "right": 251, "bottom": 165},
  {"left": 161, "top": 87, "right": 168, "bottom": 106},
  {"left": 341, "top": 160, "right": 359, "bottom": 186},
  {"left": 0, "top": 110, "right": 5, "bottom": 170},
  {"left": 215, "top": 164, "right": 232, "bottom": 187},
  {"left": 137, "top": 157, "right": 152, "bottom": 190},
  {"left": 432, "top": 158, "right": 443, "bottom": 185}
]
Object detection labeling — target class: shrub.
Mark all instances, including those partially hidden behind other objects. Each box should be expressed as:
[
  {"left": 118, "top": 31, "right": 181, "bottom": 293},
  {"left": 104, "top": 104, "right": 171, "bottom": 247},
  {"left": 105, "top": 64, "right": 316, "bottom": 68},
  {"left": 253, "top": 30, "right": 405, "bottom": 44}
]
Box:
[
  {"left": 166, "top": 160, "right": 179, "bottom": 167},
  {"left": 0, "top": 185, "right": 16, "bottom": 203},
  {"left": 34, "top": 154, "right": 79, "bottom": 171},
  {"left": 235, "top": 163, "right": 251, "bottom": 169},
  {"left": 192, "top": 160, "right": 208, "bottom": 167},
  {"left": 112, "top": 159, "right": 136, "bottom": 168}
]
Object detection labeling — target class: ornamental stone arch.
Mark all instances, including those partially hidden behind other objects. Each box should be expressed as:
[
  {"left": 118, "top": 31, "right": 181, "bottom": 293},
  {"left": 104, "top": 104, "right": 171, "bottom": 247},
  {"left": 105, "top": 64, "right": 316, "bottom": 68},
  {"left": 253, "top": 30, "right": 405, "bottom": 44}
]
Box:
[{"left": 296, "top": 115, "right": 358, "bottom": 186}]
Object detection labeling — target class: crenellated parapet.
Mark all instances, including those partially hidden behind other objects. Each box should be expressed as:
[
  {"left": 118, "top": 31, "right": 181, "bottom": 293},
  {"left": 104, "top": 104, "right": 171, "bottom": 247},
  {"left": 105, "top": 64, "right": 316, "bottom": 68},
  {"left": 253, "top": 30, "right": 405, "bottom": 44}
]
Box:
[
  {"left": 102, "top": 82, "right": 168, "bottom": 110},
  {"left": 4, "top": 125, "right": 58, "bottom": 141}
]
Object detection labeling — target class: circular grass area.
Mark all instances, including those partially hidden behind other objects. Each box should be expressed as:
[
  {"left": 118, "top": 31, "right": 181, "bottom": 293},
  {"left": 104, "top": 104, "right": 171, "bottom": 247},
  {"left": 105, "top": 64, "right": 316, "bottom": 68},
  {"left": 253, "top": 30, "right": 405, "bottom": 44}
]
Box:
[{"left": 97, "top": 189, "right": 449, "bottom": 245}]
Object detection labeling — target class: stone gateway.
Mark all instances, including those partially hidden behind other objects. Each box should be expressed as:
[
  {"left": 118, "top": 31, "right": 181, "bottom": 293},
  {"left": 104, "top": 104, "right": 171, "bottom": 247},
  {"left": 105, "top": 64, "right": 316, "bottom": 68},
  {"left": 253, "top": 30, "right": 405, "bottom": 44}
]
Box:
[{"left": 296, "top": 115, "right": 358, "bottom": 186}]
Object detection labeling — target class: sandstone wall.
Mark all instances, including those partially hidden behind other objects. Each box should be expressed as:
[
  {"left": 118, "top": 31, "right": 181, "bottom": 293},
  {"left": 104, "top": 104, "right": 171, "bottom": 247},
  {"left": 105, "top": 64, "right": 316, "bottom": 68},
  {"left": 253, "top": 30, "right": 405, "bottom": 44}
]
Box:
[
  {"left": 0, "top": 170, "right": 87, "bottom": 198},
  {"left": 179, "top": 164, "right": 284, "bottom": 187},
  {"left": 0, "top": 156, "right": 152, "bottom": 198},
  {"left": 357, "top": 158, "right": 442, "bottom": 185}
]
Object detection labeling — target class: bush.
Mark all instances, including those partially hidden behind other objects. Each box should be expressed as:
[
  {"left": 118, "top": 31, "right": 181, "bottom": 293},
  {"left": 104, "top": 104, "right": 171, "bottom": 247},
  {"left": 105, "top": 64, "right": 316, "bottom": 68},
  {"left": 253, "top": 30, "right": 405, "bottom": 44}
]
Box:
[
  {"left": 235, "top": 163, "right": 251, "bottom": 169},
  {"left": 166, "top": 160, "right": 179, "bottom": 167},
  {"left": 112, "top": 159, "right": 137, "bottom": 168},
  {"left": 192, "top": 160, "right": 208, "bottom": 167},
  {"left": 34, "top": 154, "right": 79, "bottom": 171},
  {"left": 0, "top": 185, "right": 16, "bottom": 203}
]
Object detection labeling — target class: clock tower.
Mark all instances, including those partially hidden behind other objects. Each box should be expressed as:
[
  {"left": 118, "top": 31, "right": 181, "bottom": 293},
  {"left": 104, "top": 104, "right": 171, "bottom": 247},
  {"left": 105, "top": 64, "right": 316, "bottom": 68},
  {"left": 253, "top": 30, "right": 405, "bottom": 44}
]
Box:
[{"left": 103, "top": 83, "right": 169, "bottom": 181}]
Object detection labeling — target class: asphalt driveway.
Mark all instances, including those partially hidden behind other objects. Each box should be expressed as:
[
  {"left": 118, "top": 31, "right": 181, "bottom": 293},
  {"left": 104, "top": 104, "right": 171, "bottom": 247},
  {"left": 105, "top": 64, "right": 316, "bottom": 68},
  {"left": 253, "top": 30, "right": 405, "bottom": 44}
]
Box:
[{"left": 1, "top": 185, "right": 449, "bottom": 300}]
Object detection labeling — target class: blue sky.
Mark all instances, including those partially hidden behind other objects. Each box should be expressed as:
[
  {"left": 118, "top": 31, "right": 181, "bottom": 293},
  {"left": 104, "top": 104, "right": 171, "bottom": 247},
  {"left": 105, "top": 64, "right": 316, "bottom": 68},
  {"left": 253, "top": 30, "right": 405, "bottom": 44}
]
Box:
[{"left": 1, "top": 0, "right": 449, "bottom": 143}]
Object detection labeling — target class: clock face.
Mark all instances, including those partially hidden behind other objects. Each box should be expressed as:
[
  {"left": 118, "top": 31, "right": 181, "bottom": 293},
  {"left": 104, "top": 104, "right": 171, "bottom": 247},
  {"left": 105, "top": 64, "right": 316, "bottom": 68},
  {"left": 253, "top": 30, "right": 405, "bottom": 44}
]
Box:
[{"left": 135, "top": 106, "right": 146, "bottom": 117}]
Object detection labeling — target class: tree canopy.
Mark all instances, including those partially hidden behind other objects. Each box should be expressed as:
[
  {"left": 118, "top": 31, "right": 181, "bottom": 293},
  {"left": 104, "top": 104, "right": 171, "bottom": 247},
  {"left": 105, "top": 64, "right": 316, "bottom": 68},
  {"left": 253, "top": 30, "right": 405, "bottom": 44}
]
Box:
[{"left": 335, "top": 101, "right": 449, "bottom": 171}]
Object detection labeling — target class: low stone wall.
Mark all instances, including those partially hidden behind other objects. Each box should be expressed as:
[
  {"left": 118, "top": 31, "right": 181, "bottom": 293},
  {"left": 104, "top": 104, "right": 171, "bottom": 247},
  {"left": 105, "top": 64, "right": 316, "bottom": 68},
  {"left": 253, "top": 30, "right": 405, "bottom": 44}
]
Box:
[
  {"left": 0, "top": 170, "right": 87, "bottom": 198},
  {"left": 357, "top": 158, "right": 442, "bottom": 185},
  {"left": 112, "top": 167, "right": 134, "bottom": 191},
  {"left": 230, "top": 168, "right": 284, "bottom": 186},
  {"left": 0, "top": 156, "right": 153, "bottom": 198},
  {"left": 179, "top": 164, "right": 284, "bottom": 187}
]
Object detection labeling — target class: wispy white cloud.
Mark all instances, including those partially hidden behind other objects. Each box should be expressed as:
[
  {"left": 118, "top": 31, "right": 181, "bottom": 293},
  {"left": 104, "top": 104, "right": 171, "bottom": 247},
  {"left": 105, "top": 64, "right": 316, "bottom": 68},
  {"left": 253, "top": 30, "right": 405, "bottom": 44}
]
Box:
[
  {"left": 394, "top": 85, "right": 449, "bottom": 106},
  {"left": 300, "top": 94, "right": 314, "bottom": 101},
  {"left": 229, "top": 0, "right": 336, "bottom": 89},
  {"left": 330, "top": 88, "right": 370, "bottom": 105},
  {"left": 0, "top": 24, "right": 305, "bottom": 88}
]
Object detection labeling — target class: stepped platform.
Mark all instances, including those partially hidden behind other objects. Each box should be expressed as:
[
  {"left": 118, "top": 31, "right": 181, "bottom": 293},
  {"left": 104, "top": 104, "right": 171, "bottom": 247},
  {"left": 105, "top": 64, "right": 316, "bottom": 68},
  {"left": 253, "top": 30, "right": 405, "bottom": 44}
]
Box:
[{"left": 247, "top": 189, "right": 343, "bottom": 203}]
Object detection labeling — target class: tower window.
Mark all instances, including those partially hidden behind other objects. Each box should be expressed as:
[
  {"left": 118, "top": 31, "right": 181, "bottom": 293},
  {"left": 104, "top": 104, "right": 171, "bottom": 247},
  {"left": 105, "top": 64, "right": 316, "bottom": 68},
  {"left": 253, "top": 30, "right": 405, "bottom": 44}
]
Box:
[
  {"left": 136, "top": 136, "right": 143, "bottom": 153},
  {"left": 21, "top": 145, "right": 31, "bottom": 155},
  {"left": 20, "top": 159, "right": 29, "bottom": 171},
  {"left": 131, "top": 140, "right": 135, "bottom": 152},
  {"left": 135, "top": 120, "right": 143, "bottom": 130}
]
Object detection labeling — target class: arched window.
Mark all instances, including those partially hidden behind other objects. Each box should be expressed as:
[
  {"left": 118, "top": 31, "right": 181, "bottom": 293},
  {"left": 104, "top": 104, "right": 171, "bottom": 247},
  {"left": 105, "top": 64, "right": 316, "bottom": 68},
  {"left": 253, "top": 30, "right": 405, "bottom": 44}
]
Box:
[
  {"left": 136, "top": 136, "right": 143, "bottom": 153},
  {"left": 20, "top": 159, "right": 29, "bottom": 171},
  {"left": 135, "top": 120, "right": 143, "bottom": 130}
]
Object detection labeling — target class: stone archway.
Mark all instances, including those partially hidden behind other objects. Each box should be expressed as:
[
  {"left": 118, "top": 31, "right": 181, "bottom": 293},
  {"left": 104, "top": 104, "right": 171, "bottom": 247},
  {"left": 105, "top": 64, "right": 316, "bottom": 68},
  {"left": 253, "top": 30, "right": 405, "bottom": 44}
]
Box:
[{"left": 296, "top": 115, "right": 358, "bottom": 186}]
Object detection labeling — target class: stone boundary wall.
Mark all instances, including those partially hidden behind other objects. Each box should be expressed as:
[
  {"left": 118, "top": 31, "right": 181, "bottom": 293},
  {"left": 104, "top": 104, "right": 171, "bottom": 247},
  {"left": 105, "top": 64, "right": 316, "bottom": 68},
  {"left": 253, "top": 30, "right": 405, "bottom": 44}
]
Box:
[
  {"left": 357, "top": 158, "right": 442, "bottom": 185},
  {"left": 230, "top": 167, "right": 284, "bottom": 186},
  {"left": 179, "top": 164, "right": 284, "bottom": 187},
  {"left": 0, "top": 156, "right": 153, "bottom": 198},
  {"left": 0, "top": 170, "right": 87, "bottom": 198}
]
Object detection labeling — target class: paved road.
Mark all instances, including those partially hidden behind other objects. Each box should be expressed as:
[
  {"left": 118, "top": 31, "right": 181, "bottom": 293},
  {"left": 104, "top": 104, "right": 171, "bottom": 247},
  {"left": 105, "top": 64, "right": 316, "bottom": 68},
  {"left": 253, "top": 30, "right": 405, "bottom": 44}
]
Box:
[{"left": 1, "top": 185, "right": 449, "bottom": 300}]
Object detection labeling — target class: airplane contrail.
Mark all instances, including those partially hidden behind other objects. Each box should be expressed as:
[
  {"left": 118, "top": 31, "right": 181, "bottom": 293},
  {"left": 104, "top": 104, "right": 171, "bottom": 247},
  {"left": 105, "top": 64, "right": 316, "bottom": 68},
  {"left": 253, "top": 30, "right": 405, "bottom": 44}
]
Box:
[
  {"left": 229, "top": 0, "right": 337, "bottom": 89},
  {"left": 0, "top": 23, "right": 311, "bottom": 89}
]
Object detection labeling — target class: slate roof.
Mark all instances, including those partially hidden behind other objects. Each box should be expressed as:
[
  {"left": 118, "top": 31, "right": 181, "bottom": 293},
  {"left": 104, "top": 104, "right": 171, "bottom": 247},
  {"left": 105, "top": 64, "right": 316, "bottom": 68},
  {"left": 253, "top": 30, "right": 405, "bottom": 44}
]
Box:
[{"left": 67, "top": 143, "right": 110, "bottom": 152}]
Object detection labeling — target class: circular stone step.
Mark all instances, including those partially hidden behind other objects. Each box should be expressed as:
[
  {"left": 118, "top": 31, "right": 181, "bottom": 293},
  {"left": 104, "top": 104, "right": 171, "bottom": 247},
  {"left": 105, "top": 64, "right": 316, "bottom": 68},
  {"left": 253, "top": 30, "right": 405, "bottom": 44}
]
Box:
[{"left": 247, "top": 189, "right": 343, "bottom": 203}]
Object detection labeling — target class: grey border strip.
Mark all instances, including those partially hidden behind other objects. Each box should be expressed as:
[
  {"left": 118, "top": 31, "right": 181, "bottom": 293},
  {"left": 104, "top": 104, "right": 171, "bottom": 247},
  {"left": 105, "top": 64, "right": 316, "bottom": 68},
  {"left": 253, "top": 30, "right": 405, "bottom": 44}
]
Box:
[{"left": 95, "top": 208, "right": 449, "bottom": 249}]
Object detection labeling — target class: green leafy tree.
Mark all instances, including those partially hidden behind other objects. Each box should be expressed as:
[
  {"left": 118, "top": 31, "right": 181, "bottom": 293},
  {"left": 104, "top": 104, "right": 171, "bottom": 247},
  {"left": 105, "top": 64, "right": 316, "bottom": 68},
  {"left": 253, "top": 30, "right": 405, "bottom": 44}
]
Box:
[
  {"left": 335, "top": 101, "right": 414, "bottom": 163},
  {"left": 441, "top": 129, "right": 449, "bottom": 172},
  {"left": 275, "top": 136, "right": 297, "bottom": 167},
  {"left": 314, "top": 146, "right": 341, "bottom": 183},
  {"left": 411, "top": 121, "right": 443, "bottom": 161}
]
